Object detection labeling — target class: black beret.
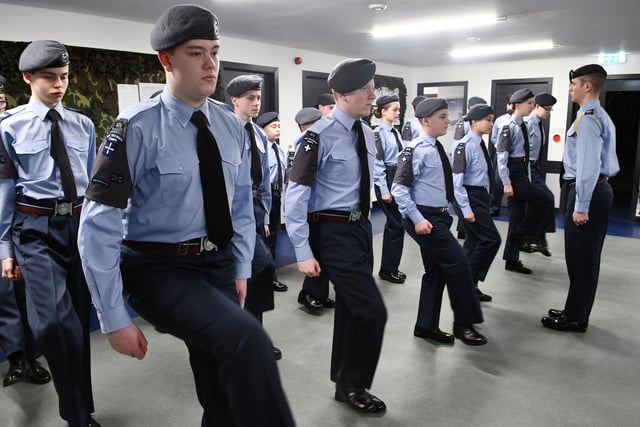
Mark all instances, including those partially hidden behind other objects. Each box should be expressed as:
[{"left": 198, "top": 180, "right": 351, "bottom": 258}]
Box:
[
  {"left": 415, "top": 98, "right": 448, "bottom": 118},
  {"left": 411, "top": 95, "right": 427, "bottom": 110},
  {"left": 295, "top": 107, "right": 322, "bottom": 125},
  {"left": 465, "top": 104, "right": 494, "bottom": 121},
  {"left": 317, "top": 93, "right": 335, "bottom": 106},
  {"left": 150, "top": 4, "right": 219, "bottom": 51},
  {"left": 569, "top": 64, "right": 607, "bottom": 81},
  {"left": 376, "top": 94, "right": 399, "bottom": 108},
  {"left": 256, "top": 111, "right": 279, "bottom": 128},
  {"left": 327, "top": 58, "right": 376, "bottom": 93},
  {"left": 226, "top": 74, "right": 263, "bottom": 97},
  {"left": 468, "top": 96, "right": 487, "bottom": 107},
  {"left": 18, "top": 40, "right": 69, "bottom": 72},
  {"left": 534, "top": 92, "right": 557, "bottom": 107},
  {"left": 509, "top": 88, "right": 534, "bottom": 104}
]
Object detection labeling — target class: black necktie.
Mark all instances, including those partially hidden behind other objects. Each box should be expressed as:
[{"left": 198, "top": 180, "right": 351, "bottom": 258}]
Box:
[
  {"left": 479, "top": 141, "right": 495, "bottom": 194},
  {"left": 520, "top": 122, "right": 530, "bottom": 163},
  {"left": 538, "top": 121, "right": 545, "bottom": 160},
  {"left": 391, "top": 128, "right": 403, "bottom": 153},
  {"left": 353, "top": 120, "right": 370, "bottom": 217},
  {"left": 190, "top": 111, "right": 233, "bottom": 247},
  {"left": 272, "top": 142, "right": 283, "bottom": 188},
  {"left": 435, "top": 140, "right": 454, "bottom": 203},
  {"left": 245, "top": 122, "right": 263, "bottom": 187},
  {"left": 46, "top": 109, "right": 77, "bottom": 200}
]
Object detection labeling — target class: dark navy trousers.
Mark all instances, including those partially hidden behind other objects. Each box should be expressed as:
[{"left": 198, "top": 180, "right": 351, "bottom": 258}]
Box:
[
  {"left": 374, "top": 166, "right": 405, "bottom": 274},
  {"left": 461, "top": 187, "right": 502, "bottom": 285},
  {"left": 121, "top": 246, "right": 295, "bottom": 427},
  {"left": 266, "top": 189, "right": 281, "bottom": 281},
  {"left": 12, "top": 211, "right": 94, "bottom": 427},
  {"left": 403, "top": 208, "right": 483, "bottom": 330},
  {"left": 530, "top": 162, "right": 556, "bottom": 235},
  {"left": 563, "top": 183, "right": 613, "bottom": 323},
  {"left": 503, "top": 160, "right": 554, "bottom": 262},
  {"left": 0, "top": 278, "right": 39, "bottom": 360},
  {"left": 246, "top": 198, "right": 275, "bottom": 321},
  {"left": 308, "top": 218, "right": 387, "bottom": 389}
]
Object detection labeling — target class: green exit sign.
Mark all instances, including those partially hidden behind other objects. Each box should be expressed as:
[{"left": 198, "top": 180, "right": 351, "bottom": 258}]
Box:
[{"left": 598, "top": 52, "right": 626, "bottom": 64}]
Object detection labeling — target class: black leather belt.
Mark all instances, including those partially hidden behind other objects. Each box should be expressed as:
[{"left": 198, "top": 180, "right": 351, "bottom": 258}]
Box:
[
  {"left": 509, "top": 157, "right": 528, "bottom": 163},
  {"left": 16, "top": 198, "right": 83, "bottom": 216},
  {"left": 416, "top": 205, "right": 448, "bottom": 214},
  {"left": 567, "top": 176, "right": 608, "bottom": 188},
  {"left": 122, "top": 237, "right": 222, "bottom": 255},
  {"left": 308, "top": 210, "right": 362, "bottom": 223}
]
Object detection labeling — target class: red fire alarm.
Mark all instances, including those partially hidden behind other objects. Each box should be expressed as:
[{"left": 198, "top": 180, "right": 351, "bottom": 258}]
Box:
[
  {"left": 553, "top": 134, "right": 561, "bottom": 143},
  {"left": 294, "top": 57, "right": 302, "bottom": 65}
]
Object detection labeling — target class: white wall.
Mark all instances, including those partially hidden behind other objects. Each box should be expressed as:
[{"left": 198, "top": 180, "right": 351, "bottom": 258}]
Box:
[{"left": 0, "top": 4, "right": 411, "bottom": 146}]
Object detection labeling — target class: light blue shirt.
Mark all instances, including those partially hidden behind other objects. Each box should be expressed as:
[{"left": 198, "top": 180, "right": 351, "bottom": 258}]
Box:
[
  {"left": 267, "top": 140, "right": 286, "bottom": 188},
  {"left": 452, "top": 132, "right": 491, "bottom": 216},
  {"left": 0, "top": 99, "right": 95, "bottom": 259},
  {"left": 285, "top": 107, "right": 375, "bottom": 261},
  {"left": 525, "top": 111, "right": 544, "bottom": 161},
  {"left": 490, "top": 113, "right": 511, "bottom": 147},
  {"left": 391, "top": 133, "right": 450, "bottom": 225},
  {"left": 373, "top": 123, "right": 402, "bottom": 196},
  {"left": 563, "top": 99, "right": 620, "bottom": 212},
  {"left": 77, "top": 91, "right": 256, "bottom": 333},
  {"left": 496, "top": 116, "right": 528, "bottom": 185}
]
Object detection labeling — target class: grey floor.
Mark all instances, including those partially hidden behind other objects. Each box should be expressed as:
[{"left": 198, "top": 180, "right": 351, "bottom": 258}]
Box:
[{"left": 2, "top": 220, "right": 640, "bottom": 427}]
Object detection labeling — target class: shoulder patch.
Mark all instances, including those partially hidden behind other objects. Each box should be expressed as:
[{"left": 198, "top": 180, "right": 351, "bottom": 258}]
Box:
[
  {"left": 498, "top": 125, "right": 512, "bottom": 152},
  {"left": 85, "top": 118, "right": 132, "bottom": 208},
  {"left": 374, "top": 129, "right": 384, "bottom": 160},
  {"left": 393, "top": 146, "right": 415, "bottom": 186},
  {"left": 453, "top": 119, "right": 466, "bottom": 140},
  {"left": 401, "top": 121, "right": 413, "bottom": 141},
  {"left": 0, "top": 134, "right": 18, "bottom": 179},
  {"left": 289, "top": 129, "right": 320, "bottom": 186},
  {"left": 451, "top": 142, "right": 467, "bottom": 174}
]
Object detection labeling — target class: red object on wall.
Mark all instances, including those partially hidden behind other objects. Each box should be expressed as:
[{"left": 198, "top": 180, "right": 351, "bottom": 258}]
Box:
[
  {"left": 553, "top": 134, "right": 561, "bottom": 143},
  {"left": 294, "top": 57, "right": 302, "bottom": 65}
]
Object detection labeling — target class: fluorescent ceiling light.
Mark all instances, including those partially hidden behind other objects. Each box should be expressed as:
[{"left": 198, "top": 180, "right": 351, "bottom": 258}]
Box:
[
  {"left": 450, "top": 40, "right": 554, "bottom": 58},
  {"left": 371, "top": 13, "right": 497, "bottom": 38}
]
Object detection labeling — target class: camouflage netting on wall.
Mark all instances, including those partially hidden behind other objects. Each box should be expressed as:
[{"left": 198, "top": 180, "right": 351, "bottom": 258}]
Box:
[{"left": 0, "top": 41, "right": 165, "bottom": 142}]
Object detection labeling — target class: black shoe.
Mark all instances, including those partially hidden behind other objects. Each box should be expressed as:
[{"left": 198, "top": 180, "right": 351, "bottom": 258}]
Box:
[
  {"left": 335, "top": 379, "right": 386, "bottom": 414},
  {"left": 541, "top": 315, "right": 588, "bottom": 332},
  {"left": 378, "top": 270, "right": 405, "bottom": 284},
  {"left": 536, "top": 244, "right": 552, "bottom": 257},
  {"left": 457, "top": 231, "right": 466, "bottom": 239},
  {"left": 273, "top": 280, "right": 288, "bottom": 292},
  {"left": 547, "top": 308, "right": 565, "bottom": 318},
  {"left": 297, "top": 290, "right": 324, "bottom": 315},
  {"left": 453, "top": 324, "right": 488, "bottom": 346},
  {"left": 505, "top": 261, "right": 532, "bottom": 274},
  {"left": 413, "top": 326, "right": 454, "bottom": 344},
  {"left": 397, "top": 271, "right": 407, "bottom": 280},
  {"left": 476, "top": 287, "right": 492, "bottom": 302},
  {"left": 321, "top": 298, "right": 336, "bottom": 309},
  {"left": 25, "top": 360, "right": 51, "bottom": 385},
  {"left": 85, "top": 415, "right": 102, "bottom": 427},
  {"left": 273, "top": 346, "right": 282, "bottom": 361},
  {"left": 519, "top": 242, "right": 536, "bottom": 253},
  {"left": 3, "top": 356, "right": 26, "bottom": 387}
]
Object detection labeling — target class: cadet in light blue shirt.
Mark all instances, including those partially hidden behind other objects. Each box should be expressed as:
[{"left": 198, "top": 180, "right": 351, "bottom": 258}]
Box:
[
  {"left": 400, "top": 95, "right": 425, "bottom": 143},
  {"left": 391, "top": 97, "right": 485, "bottom": 347},
  {"left": 0, "top": 40, "right": 98, "bottom": 427},
  {"left": 541, "top": 64, "right": 619, "bottom": 333},
  {"left": 452, "top": 104, "right": 501, "bottom": 302},
  {"left": 77, "top": 5, "right": 294, "bottom": 426},
  {"left": 286, "top": 58, "right": 388, "bottom": 414},
  {"left": 372, "top": 94, "right": 407, "bottom": 284}
]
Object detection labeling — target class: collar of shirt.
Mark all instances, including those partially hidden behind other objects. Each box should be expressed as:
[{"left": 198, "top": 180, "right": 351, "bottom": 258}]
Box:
[
  {"left": 526, "top": 111, "right": 541, "bottom": 124},
  {"left": 465, "top": 131, "right": 483, "bottom": 145},
  {"left": 511, "top": 115, "right": 524, "bottom": 125},
  {"left": 159, "top": 91, "right": 202, "bottom": 128},
  {"left": 28, "top": 98, "right": 65, "bottom": 121},
  {"left": 332, "top": 106, "right": 357, "bottom": 131},
  {"left": 418, "top": 132, "right": 437, "bottom": 146},
  {"left": 579, "top": 99, "right": 601, "bottom": 113},
  {"left": 378, "top": 122, "right": 392, "bottom": 131}
]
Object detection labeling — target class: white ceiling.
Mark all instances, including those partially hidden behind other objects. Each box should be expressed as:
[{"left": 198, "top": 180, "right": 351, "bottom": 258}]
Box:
[{"left": 4, "top": 0, "right": 638, "bottom": 67}]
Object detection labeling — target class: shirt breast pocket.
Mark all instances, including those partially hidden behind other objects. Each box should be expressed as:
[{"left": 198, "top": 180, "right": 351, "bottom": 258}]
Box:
[
  {"left": 12, "top": 138, "right": 50, "bottom": 180},
  {"left": 65, "top": 137, "right": 90, "bottom": 176},
  {"left": 156, "top": 151, "right": 199, "bottom": 206},
  {"left": 324, "top": 149, "right": 358, "bottom": 182},
  {"left": 424, "top": 151, "right": 442, "bottom": 169}
]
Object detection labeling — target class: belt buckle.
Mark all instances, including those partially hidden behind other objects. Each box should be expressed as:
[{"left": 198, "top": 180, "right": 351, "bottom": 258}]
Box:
[
  {"left": 272, "top": 184, "right": 280, "bottom": 191},
  {"left": 252, "top": 189, "right": 258, "bottom": 198},
  {"left": 54, "top": 201, "right": 73, "bottom": 216},
  {"left": 200, "top": 237, "right": 217, "bottom": 253},
  {"left": 348, "top": 211, "right": 362, "bottom": 222}
]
